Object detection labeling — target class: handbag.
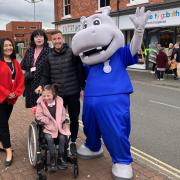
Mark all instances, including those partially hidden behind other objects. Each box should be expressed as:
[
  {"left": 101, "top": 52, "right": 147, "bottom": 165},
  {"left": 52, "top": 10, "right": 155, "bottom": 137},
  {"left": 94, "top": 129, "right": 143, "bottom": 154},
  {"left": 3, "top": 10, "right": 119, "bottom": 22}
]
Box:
[{"left": 169, "top": 60, "right": 177, "bottom": 70}]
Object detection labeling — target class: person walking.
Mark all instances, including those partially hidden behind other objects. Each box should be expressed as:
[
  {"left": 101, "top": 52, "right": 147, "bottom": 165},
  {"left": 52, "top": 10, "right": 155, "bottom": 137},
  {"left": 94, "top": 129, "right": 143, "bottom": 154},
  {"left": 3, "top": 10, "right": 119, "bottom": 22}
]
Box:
[
  {"left": 35, "top": 30, "right": 85, "bottom": 153},
  {"left": 21, "top": 29, "right": 50, "bottom": 108},
  {"left": 156, "top": 46, "right": 168, "bottom": 80},
  {"left": 171, "top": 43, "right": 180, "bottom": 79},
  {"left": 0, "top": 38, "right": 24, "bottom": 166}
]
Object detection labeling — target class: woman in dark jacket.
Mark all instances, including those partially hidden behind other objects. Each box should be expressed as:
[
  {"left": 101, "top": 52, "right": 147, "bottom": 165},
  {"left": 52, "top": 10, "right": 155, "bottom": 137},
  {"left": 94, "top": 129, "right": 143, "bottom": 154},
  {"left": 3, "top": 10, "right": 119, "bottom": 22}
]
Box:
[
  {"left": 156, "top": 47, "right": 168, "bottom": 80},
  {"left": 21, "top": 29, "right": 50, "bottom": 108}
]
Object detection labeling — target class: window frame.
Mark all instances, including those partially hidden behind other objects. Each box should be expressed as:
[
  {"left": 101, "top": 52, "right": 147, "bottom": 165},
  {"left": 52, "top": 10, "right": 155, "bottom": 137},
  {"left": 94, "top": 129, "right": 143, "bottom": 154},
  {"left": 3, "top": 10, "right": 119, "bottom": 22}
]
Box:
[
  {"left": 98, "top": 0, "right": 110, "bottom": 9},
  {"left": 63, "top": 0, "right": 71, "bottom": 17},
  {"left": 127, "top": 0, "right": 149, "bottom": 6},
  {"left": 16, "top": 26, "right": 25, "bottom": 30}
]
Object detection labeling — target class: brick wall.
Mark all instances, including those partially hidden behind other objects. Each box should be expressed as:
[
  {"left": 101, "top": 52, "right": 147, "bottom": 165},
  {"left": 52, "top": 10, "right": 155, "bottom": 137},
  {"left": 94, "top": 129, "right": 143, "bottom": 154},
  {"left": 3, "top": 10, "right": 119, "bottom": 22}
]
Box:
[{"left": 54, "top": 0, "right": 168, "bottom": 23}]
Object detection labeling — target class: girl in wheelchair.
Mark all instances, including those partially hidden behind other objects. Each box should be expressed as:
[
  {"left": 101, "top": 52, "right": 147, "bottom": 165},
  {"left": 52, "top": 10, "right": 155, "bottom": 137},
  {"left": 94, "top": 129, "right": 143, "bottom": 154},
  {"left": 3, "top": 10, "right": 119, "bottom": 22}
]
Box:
[{"left": 35, "top": 84, "right": 71, "bottom": 172}]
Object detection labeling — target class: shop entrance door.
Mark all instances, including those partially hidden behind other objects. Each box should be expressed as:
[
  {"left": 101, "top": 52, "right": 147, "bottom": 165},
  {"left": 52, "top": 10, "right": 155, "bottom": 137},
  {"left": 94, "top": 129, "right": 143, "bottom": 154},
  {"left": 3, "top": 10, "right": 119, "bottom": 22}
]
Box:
[{"left": 159, "top": 29, "right": 174, "bottom": 48}]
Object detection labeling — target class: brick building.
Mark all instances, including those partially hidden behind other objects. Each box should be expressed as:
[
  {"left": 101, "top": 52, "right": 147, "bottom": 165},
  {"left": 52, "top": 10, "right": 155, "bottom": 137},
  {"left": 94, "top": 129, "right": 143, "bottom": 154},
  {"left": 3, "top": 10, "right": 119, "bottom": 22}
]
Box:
[
  {"left": 53, "top": 0, "right": 180, "bottom": 69},
  {"left": 0, "top": 30, "right": 13, "bottom": 40},
  {"left": 6, "top": 21, "right": 42, "bottom": 47}
]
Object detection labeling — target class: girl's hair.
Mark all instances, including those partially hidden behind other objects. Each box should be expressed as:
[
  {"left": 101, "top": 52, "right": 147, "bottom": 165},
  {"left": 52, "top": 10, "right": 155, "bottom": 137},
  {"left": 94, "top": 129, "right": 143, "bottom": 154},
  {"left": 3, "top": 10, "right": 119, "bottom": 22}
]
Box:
[
  {"left": 43, "top": 84, "right": 58, "bottom": 99},
  {"left": 0, "top": 38, "right": 16, "bottom": 61},
  {"left": 30, "top": 29, "right": 48, "bottom": 48}
]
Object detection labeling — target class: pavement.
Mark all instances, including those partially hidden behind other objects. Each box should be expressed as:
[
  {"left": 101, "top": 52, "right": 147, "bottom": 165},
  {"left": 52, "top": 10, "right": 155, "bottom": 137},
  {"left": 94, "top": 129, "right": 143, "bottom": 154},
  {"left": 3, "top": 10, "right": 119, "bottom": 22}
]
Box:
[{"left": 0, "top": 70, "right": 177, "bottom": 180}]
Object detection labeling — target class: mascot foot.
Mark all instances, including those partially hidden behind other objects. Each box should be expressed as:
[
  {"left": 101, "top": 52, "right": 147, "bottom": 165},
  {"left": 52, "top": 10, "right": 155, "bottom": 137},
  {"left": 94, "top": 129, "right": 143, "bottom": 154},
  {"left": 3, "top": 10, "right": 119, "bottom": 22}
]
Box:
[
  {"left": 77, "top": 144, "right": 103, "bottom": 159},
  {"left": 112, "top": 163, "right": 133, "bottom": 180}
]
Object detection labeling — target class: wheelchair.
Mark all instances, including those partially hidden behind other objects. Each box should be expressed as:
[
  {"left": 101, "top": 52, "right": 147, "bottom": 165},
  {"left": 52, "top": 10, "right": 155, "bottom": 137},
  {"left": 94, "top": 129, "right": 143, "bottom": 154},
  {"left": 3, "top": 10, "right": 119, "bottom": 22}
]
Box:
[{"left": 27, "top": 119, "right": 79, "bottom": 180}]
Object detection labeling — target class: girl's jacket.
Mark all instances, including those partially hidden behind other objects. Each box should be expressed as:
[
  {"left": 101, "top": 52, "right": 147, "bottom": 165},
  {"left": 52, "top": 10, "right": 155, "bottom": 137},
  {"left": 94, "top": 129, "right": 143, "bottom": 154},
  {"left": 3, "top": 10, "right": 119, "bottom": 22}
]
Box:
[
  {"left": 35, "top": 96, "right": 71, "bottom": 138},
  {"left": 0, "top": 59, "right": 24, "bottom": 105}
]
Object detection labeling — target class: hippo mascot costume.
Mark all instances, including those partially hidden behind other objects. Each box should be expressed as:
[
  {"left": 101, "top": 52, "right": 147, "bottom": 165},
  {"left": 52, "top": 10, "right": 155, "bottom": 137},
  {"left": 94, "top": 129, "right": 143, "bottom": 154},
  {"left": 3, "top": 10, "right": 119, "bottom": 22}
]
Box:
[{"left": 72, "top": 7, "right": 150, "bottom": 179}]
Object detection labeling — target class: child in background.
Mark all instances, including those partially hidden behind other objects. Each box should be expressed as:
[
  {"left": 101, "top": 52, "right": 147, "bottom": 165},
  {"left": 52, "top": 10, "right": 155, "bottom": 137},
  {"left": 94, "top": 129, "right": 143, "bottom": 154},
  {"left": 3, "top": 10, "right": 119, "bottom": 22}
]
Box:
[{"left": 35, "top": 84, "right": 71, "bottom": 171}]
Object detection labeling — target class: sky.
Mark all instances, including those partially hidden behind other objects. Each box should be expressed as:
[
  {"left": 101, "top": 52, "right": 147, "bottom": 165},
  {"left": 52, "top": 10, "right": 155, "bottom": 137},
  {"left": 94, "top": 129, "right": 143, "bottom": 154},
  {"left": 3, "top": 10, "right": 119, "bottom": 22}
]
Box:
[{"left": 0, "top": 0, "right": 54, "bottom": 30}]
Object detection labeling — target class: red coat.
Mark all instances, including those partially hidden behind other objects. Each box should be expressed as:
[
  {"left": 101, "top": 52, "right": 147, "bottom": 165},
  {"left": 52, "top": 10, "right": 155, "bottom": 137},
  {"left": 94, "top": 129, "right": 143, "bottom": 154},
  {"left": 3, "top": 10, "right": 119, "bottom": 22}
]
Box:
[
  {"left": 156, "top": 51, "right": 168, "bottom": 69},
  {"left": 0, "top": 59, "right": 24, "bottom": 105}
]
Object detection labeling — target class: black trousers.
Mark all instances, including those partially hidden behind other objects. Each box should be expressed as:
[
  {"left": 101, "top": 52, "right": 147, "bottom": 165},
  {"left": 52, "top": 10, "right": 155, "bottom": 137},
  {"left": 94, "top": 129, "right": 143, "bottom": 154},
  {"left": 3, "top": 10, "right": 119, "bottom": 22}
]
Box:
[
  {"left": 0, "top": 101, "right": 13, "bottom": 149},
  {"left": 44, "top": 133, "right": 66, "bottom": 164},
  {"left": 62, "top": 94, "right": 80, "bottom": 142},
  {"left": 156, "top": 70, "right": 165, "bottom": 79}
]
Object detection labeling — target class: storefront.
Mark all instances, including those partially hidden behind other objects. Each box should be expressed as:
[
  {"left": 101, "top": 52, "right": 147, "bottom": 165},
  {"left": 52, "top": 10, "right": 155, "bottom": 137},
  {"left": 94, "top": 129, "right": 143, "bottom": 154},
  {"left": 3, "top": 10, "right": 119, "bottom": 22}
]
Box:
[
  {"left": 59, "top": 7, "right": 180, "bottom": 69},
  {"left": 117, "top": 7, "right": 180, "bottom": 69},
  {"left": 59, "top": 22, "right": 81, "bottom": 46}
]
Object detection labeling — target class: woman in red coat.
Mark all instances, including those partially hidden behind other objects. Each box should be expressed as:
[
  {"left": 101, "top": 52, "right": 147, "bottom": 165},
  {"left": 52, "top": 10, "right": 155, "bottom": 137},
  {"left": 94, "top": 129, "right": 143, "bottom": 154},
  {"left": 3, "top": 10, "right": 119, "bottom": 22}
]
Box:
[
  {"left": 156, "top": 46, "right": 168, "bottom": 80},
  {"left": 0, "top": 38, "right": 24, "bottom": 166}
]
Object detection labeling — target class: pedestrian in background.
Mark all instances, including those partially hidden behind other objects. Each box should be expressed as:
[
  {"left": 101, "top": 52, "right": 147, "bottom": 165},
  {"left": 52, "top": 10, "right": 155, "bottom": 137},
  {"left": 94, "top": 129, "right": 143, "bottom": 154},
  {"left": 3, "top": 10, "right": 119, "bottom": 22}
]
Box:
[
  {"left": 0, "top": 38, "right": 24, "bottom": 166},
  {"left": 21, "top": 29, "right": 50, "bottom": 108},
  {"left": 148, "top": 43, "right": 159, "bottom": 74},
  {"left": 171, "top": 43, "right": 180, "bottom": 79},
  {"left": 156, "top": 46, "right": 168, "bottom": 80},
  {"left": 35, "top": 30, "right": 85, "bottom": 154}
]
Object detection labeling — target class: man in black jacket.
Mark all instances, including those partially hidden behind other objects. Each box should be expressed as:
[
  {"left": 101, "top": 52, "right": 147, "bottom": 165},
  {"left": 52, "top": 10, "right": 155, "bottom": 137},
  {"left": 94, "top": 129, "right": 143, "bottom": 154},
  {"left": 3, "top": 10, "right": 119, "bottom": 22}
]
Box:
[{"left": 35, "top": 30, "right": 85, "bottom": 155}]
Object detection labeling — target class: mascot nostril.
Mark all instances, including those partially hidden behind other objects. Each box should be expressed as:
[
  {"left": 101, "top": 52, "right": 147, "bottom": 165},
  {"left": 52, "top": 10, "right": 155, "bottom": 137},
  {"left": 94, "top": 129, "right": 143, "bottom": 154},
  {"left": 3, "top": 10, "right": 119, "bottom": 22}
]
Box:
[{"left": 72, "top": 6, "right": 150, "bottom": 180}]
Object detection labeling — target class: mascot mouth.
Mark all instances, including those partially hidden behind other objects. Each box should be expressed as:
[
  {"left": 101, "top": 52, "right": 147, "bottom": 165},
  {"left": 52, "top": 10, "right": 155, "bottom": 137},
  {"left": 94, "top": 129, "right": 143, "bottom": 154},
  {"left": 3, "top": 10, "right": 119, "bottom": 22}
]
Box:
[{"left": 79, "top": 39, "right": 113, "bottom": 58}]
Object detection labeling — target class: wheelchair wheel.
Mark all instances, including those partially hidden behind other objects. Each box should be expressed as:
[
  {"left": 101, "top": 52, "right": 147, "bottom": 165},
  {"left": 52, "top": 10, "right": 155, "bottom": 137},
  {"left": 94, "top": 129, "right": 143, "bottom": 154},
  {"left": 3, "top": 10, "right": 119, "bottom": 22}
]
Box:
[
  {"left": 73, "top": 164, "right": 79, "bottom": 178},
  {"left": 28, "top": 121, "right": 39, "bottom": 167}
]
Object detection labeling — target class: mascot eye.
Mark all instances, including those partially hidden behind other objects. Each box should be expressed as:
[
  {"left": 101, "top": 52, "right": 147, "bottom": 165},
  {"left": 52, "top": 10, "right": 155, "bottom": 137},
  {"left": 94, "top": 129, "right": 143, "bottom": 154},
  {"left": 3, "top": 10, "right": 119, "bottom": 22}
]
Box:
[
  {"left": 83, "top": 23, "right": 87, "bottom": 29},
  {"left": 93, "top": 19, "right": 101, "bottom": 25}
]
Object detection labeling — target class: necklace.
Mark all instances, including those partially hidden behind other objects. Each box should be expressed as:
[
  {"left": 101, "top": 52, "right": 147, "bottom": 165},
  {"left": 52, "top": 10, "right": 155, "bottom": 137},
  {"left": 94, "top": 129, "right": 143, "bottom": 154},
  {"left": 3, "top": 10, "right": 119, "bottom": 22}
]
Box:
[{"left": 6, "top": 62, "right": 15, "bottom": 75}]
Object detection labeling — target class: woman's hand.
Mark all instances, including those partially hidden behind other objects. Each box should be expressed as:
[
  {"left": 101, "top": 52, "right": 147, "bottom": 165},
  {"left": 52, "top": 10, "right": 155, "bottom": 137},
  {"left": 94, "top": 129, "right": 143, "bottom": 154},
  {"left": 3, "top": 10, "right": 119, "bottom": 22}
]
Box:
[{"left": 8, "top": 92, "right": 16, "bottom": 99}]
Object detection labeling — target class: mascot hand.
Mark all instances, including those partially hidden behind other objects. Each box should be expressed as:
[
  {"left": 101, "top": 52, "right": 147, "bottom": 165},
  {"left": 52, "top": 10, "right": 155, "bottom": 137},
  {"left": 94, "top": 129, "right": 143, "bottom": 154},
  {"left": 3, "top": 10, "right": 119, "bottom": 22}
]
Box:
[{"left": 129, "top": 7, "right": 151, "bottom": 30}]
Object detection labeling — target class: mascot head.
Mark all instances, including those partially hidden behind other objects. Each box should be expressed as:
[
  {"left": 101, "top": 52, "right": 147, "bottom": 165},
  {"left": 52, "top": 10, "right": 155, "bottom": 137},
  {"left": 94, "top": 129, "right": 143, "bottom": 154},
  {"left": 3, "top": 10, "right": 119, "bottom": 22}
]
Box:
[{"left": 72, "top": 7, "right": 125, "bottom": 65}]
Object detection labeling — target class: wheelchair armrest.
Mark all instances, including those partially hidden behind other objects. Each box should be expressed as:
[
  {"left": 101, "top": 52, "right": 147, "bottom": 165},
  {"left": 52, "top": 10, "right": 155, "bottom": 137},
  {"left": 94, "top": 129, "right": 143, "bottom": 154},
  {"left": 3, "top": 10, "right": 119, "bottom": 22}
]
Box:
[{"left": 35, "top": 119, "right": 45, "bottom": 126}]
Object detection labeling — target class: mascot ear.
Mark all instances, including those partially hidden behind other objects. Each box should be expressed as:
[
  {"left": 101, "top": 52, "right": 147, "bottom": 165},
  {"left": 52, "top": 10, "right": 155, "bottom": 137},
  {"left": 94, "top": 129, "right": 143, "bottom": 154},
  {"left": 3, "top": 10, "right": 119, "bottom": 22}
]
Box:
[
  {"left": 80, "top": 16, "right": 86, "bottom": 24},
  {"left": 101, "top": 6, "right": 111, "bottom": 16}
]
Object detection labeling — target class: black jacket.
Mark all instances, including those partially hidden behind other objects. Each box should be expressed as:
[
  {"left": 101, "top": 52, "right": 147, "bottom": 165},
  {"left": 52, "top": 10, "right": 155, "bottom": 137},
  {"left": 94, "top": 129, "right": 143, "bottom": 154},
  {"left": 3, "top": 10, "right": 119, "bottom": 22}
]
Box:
[
  {"left": 21, "top": 46, "right": 50, "bottom": 108},
  {"left": 40, "top": 44, "right": 85, "bottom": 97}
]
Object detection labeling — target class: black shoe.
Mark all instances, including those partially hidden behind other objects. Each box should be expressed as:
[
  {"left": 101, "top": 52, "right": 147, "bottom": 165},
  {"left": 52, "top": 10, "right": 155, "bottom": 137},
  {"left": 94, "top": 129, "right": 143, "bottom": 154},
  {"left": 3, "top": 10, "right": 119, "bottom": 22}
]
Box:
[
  {"left": 4, "top": 155, "right": 13, "bottom": 167},
  {"left": 57, "top": 157, "right": 68, "bottom": 170},
  {"left": 48, "top": 163, "right": 57, "bottom": 172},
  {"left": 70, "top": 142, "right": 77, "bottom": 156},
  {"left": 0, "top": 147, "right": 5, "bottom": 152}
]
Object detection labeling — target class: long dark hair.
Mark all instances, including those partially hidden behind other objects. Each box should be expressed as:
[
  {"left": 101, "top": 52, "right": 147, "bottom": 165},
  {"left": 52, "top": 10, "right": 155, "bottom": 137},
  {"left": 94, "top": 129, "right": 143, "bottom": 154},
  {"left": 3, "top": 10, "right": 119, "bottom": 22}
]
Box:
[
  {"left": 30, "top": 29, "right": 48, "bottom": 48},
  {"left": 43, "top": 84, "right": 59, "bottom": 99},
  {"left": 0, "top": 38, "right": 16, "bottom": 61}
]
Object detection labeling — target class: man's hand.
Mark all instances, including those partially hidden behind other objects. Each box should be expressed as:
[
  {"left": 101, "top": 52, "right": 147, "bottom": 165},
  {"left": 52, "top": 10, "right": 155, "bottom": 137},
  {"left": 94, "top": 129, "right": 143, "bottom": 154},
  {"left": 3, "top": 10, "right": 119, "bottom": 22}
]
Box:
[
  {"left": 129, "top": 7, "right": 151, "bottom": 30},
  {"left": 35, "top": 86, "right": 42, "bottom": 94}
]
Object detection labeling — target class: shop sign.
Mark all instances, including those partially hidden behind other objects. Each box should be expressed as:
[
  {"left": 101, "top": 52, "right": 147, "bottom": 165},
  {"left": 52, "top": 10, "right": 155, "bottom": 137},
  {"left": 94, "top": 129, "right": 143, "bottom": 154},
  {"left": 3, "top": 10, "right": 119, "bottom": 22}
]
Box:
[
  {"left": 118, "top": 8, "right": 180, "bottom": 30},
  {"left": 147, "top": 8, "right": 180, "bottom": 27},
  {"left": 60, "top": 22, "right": 82, "bottom": 34}
]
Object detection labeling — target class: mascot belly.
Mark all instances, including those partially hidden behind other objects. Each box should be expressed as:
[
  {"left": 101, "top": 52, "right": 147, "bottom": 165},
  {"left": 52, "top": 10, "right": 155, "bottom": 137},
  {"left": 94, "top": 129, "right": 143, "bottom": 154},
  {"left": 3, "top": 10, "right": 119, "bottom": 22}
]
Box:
[{"left": 72, "top": 7, "right": 150, "bottom": 180}]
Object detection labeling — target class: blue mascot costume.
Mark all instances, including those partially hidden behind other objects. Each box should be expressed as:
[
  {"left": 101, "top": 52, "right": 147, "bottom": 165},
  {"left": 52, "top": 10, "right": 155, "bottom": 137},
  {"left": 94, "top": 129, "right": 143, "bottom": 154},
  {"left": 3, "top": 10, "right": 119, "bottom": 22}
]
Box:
[{"left": 72, "top": 7, "right": 150, "bottom": 179}]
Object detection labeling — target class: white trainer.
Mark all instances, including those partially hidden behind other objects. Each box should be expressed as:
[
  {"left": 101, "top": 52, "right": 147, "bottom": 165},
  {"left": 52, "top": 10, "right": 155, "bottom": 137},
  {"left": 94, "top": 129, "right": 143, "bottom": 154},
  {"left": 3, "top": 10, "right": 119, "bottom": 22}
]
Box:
[
  {"left": 112, "top": 163, "right": 133, "bottom": 180},
  {"left": 77, "top": 144, "right": 103, "bottom": 159}
]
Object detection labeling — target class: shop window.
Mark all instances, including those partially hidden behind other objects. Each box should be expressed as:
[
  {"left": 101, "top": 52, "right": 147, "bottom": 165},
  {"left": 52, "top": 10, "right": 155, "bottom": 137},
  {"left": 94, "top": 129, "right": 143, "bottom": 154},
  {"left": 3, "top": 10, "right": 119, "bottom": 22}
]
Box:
[
  {"left": 15, "top": 34, "right": 24, "bottom": 37},
  {"left": 127, "top": 0, "right": 149, "bottom": 6},
  {"left": 98, "top": 0, "right": 110, "bottom": 9},
  {"left": 63, "top": 0, "right": 71, "bottom": 16}
]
